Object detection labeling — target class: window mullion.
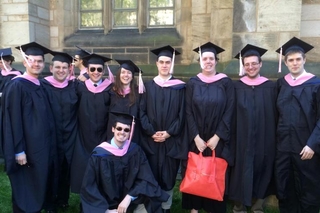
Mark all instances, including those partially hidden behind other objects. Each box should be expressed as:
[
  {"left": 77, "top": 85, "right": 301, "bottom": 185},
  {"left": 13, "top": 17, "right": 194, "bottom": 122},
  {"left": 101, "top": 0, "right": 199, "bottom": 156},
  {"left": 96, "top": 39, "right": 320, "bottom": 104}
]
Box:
[
  {"left": 138, "top": 0, "right": 147, "bottom": 33},
  {"left": 104, "top": 0, "right": 112, "bottom": 34}
]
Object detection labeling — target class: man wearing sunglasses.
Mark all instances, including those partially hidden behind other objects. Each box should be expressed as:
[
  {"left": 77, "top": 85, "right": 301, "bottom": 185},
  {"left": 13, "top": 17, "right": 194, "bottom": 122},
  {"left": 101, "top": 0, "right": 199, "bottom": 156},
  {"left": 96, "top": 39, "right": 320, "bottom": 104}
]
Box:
[
  {"left": 81, "top": 112, "right": 169, "bottom": 213},
  {"left": 73, "top": 46, "right": 90, "bottom": 82},
  {"left": 70, "top": 53, "right": 114, "bottom": 203}
]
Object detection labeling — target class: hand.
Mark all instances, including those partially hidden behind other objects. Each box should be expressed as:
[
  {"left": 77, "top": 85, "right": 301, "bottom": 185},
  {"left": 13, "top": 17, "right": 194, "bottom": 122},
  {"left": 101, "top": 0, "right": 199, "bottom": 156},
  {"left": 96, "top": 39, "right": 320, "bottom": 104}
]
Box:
[
  {"left": 15, "top": 153, "right": 27, "bottom": 165},
  {"left": 77, "top": 74, "right": 87, "bottom": 82},
  {"left": 152, "top": 131, "right": 167, "bottom": 143},
  {"left": 300, "top": 145, "right": 314, "bottom": 160},
  {"left": 194, "top": 135, "right": 207, "bottom": 152},
  {"left": 158, "top": 131, "right": 170, "bottom": 139},
  {"left": 117, "top": 195, "right": 131, "bottom": 213},
  {"left": 207, "top": 134, "right": 220, "bottom": 150}
]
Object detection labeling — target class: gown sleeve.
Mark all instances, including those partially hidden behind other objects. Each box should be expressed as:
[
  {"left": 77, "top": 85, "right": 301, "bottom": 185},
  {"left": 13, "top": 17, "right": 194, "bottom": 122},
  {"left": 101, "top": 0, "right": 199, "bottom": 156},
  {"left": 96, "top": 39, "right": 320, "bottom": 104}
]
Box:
[
  {"left": 81, "top": 156, "right": 109, "bottom": 213},
  {"left": 215, "top": 78, "right": 235, "bottom": 141},
  {"left": 306, "top": 84, "right": 320, "bottom": 154},
  {"left": 166, "top": 86, "right": 185, "bottom": 136},
  {"left": 2, "top": 82, "right": 25, "bottom": 174},
  {"left": 185, "top": 80, "right": 199, "bottom": 142},
  {"left": 139, "top": 88, "right": 156, "bottom": 136}
]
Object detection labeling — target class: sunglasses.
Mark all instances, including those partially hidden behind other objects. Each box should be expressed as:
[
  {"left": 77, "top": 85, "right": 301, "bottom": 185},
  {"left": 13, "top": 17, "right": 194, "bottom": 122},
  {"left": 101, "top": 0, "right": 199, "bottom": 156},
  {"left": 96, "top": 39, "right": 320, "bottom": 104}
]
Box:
[
  {"left": 89, "top": 67, "right": 103, "bottom": 73},
  {"left": 73, "top": 57, "right": 80, "bottom": 62},
  {"left": 115, "top": 126, "right": 130, "bottom": 133}
]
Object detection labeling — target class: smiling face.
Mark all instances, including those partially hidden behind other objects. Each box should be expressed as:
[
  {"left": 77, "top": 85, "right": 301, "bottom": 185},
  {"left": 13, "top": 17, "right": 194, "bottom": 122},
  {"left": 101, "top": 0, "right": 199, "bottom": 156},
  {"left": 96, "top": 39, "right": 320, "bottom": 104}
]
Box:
[
  {"left": 284, "top": 52, "right": 306, "bottom": 78},
  {"left": 243, "top": 56, "right": 262, "bottom": 79},
  {"left": 200, "top": 51, "right": 217, "bottom": 74},
  {"left": 88, "top": 64, "right": 105, "bottom": 83},
  {"left": 50, "top": 60, "right": 70, "bottom": 82},
  {"left": 112, "top": 122, "right": 131, "bottom": 145},
  {"left": 23, "top": 55, "right": 45, "bottom": 78},
  {"left": 119, "top": 67, "right": 133, "bottom": 87}
]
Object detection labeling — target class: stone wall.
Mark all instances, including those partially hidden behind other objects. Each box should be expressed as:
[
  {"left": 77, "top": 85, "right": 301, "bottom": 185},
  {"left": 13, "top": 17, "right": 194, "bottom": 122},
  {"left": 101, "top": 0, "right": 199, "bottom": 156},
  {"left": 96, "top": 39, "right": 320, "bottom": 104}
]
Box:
[
  {"left": 0, "top": 0, "right": 50, "bottom": 61},
  {"left": 2, "top": 0, "right": 320, "bottom": 75}
]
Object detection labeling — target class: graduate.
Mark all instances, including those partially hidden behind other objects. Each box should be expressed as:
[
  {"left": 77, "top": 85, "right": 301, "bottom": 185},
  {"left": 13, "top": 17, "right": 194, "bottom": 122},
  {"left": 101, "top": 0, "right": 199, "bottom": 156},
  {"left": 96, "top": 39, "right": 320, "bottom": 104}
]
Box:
[
  {"left": 228, "top": 44, "right": 277, "bottom": 213},
  {"left": 181, "top": 42, "right": 234, "bottom": 213},
  {"left": 74, "top": 45, "right": 91, "bottom": 81},
  {"left": 81, "top": 112, "right": 169, "bottom": 213},
  {"left": 40, "top": 51, "right": 78, "bottom": 210},
  {"left": 107, "top": 59, "right": 144, "bottom": 144},
  {"left": 139, "top": 45, "right": 186, "bottom": 213},
  {"left": 70, "top": 53, "right": 113, "bottom": 195},
  {"left": 0, "top": 48, "right": 22, "bottom": 94},
  {"left": 1, "top": 42, "right": 57, "bottom": 213},
  {"left": 0, "top": 48, "right": 22, "bottom": 157},
  {"left": 275, "top": 37, "right": 320, "bottom": 213}
]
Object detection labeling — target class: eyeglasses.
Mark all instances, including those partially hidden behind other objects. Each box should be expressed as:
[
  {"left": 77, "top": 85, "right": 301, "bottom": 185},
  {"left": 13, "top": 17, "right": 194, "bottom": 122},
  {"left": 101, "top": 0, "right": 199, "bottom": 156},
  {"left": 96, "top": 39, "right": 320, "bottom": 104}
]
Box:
[
  {"left": 115, "top": 126, "right": 130, "bottom": 133},
  {"left": 244, "top": 62, "right": 260, "bottom": 68},
  {"left": 89, "top": 67, "right": 103, "bottom": 73}
]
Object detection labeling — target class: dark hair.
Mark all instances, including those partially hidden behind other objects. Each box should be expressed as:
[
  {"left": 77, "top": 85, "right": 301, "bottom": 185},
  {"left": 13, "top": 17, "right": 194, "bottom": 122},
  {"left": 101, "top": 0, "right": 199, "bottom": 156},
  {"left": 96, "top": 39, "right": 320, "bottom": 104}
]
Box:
[
  {"left": 284, "top": 47, "right": 306, "bottom": 62},
  {"left": 112, "top": 67, "right": 137, "bottom": 106},
  {"left": 2, "top": 55, "right": 15, "bottom": 65},
  {"left": 241, "top": 50, "right": 262, "bottom": 65}
]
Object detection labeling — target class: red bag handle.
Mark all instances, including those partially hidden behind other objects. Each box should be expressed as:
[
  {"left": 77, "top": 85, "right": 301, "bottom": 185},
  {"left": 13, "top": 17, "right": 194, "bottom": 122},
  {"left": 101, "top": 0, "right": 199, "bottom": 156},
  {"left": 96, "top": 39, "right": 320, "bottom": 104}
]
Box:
[{"left": 197, "top": 150, "right": 217, "bottom": 182}]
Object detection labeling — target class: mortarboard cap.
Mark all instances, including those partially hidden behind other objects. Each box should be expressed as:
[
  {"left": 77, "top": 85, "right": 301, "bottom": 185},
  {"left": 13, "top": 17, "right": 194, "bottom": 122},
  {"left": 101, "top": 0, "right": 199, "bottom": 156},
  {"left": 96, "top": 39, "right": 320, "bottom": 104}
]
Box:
[
  {"left": 276, "top": 37, "right": 314, "bottom": 56},
  {"left": 83, "top": 53, "right": 112, "bottom": 66},
  {"left": 75, "top": 45, "right": 91, "bottom": 58},
  {"left": 15, "top": 42, "right": 51, "bottom": 56},
  {"left": 111, "top": 111, "right": 135, "bottom": 126},
  {"left": 234, "top": 44, "right": 267, "bottom": 59},
  {"left": 115, "top": 59, "right": 142, "bottom": 74},
  {"left": 0, "top": 48, "right": 12, "bottom": 57},
  {"left": 193, "top": 42, "right": 225, "bottom": 55},
  {"left": 50, "top": 51, "right": 73, "bottom": 64},
  {"left": 151, "top": 45, "right": 180, "bottom": 58}
]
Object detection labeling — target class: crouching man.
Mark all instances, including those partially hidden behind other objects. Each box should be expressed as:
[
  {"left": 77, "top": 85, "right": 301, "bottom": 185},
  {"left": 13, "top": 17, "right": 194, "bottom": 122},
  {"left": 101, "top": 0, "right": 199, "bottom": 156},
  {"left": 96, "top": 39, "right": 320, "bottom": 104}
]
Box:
[{"left": 80, "top": 112, "right": 169, "bottom": 213}]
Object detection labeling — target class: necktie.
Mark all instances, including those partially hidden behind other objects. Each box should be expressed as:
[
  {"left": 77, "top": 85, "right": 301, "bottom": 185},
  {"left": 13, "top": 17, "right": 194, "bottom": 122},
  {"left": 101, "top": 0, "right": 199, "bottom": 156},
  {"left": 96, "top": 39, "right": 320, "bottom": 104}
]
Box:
[{"left": 94, "top": 84, "right": 97, "bottom": 87}]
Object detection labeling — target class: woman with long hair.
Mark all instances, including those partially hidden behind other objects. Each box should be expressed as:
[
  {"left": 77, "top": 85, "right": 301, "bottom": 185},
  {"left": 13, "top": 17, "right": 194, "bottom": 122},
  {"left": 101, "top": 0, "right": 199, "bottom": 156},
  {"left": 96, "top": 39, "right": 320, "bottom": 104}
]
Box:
[{"left": 107, "top": 59, "right": 144, "bottom": 144}]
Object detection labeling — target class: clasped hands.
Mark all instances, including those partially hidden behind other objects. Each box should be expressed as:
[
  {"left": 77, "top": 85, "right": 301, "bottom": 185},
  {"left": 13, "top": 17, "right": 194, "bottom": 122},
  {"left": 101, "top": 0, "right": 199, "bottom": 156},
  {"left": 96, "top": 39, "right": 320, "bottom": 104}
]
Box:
[
  {"left": 195, "top": 134, "right": 220, "bottom": 152},
  {"left": 152, "top": 131, "right": 170, "bottom": 142}
]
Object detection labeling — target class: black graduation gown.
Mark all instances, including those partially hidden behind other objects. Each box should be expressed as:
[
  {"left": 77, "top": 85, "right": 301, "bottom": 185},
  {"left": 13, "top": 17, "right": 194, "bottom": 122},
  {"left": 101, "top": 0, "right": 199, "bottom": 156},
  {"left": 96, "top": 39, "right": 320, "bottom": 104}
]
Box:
[
  {"left": 181, "top": 75, "right": 234, "bottom": 212},
  {"left": 0, "top": 68, "right": 22, "bottom": 91},
  {"left": 81, "top": 143, "right": 169, "bottom": 213},
  {"left": 70, "top": 80, "right": 112, "bottom": 193},
  {"left": 107, "top": 89, "right": 141, "bottom": 144},
  {"left": 0, "top": 69, "right": 22, "bottom": 155},
  {"left": 228, "top": 80, "right": 277, "bottom": 206},
  {"left": 275, "top": 76, "right": 320, "bottom": 206},
  {"left": 139, "top": 78, "right": 186, "bottom": 191},
  {"left": 41, "top": 79, "right": 78, "bottom": 166},
  {"left": 1, "top": 77, "right": 56, "bottom": 212}
]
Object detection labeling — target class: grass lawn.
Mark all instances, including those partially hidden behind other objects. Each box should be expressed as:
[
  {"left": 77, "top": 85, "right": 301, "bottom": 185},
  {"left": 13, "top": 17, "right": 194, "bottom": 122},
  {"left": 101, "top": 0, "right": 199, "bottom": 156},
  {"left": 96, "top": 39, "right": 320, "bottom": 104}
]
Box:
[{"left": 0, "top": 163, "right": 280, "bottom": 213}]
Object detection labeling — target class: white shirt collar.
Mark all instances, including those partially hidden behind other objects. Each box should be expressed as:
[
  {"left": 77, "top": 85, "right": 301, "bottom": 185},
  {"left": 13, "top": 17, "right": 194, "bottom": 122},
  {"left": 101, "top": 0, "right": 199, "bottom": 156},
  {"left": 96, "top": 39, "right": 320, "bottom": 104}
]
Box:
[
  {"left": 89, "top": 79, "right": 102, "bottom": 86},
  {"left": 291, "top": 70, "right": 307, "bottom": 80}
]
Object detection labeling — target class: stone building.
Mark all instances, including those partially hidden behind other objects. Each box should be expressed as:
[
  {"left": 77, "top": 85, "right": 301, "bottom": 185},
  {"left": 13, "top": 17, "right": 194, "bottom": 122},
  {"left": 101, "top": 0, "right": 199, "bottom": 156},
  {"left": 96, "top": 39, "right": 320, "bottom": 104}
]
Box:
[
  {"left": 1, "top": 0, "right": 319, "bottom": 207},
  {"left": 1, "top": 0, "right": 320, "bottom": 78}
]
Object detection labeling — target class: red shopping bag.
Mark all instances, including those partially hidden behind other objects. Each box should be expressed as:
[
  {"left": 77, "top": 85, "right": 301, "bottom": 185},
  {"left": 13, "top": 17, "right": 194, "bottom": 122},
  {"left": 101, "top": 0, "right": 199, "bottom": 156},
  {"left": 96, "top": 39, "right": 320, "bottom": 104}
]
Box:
[{"left": 180, "top": 150, "right": 227, "bottom": 201}]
